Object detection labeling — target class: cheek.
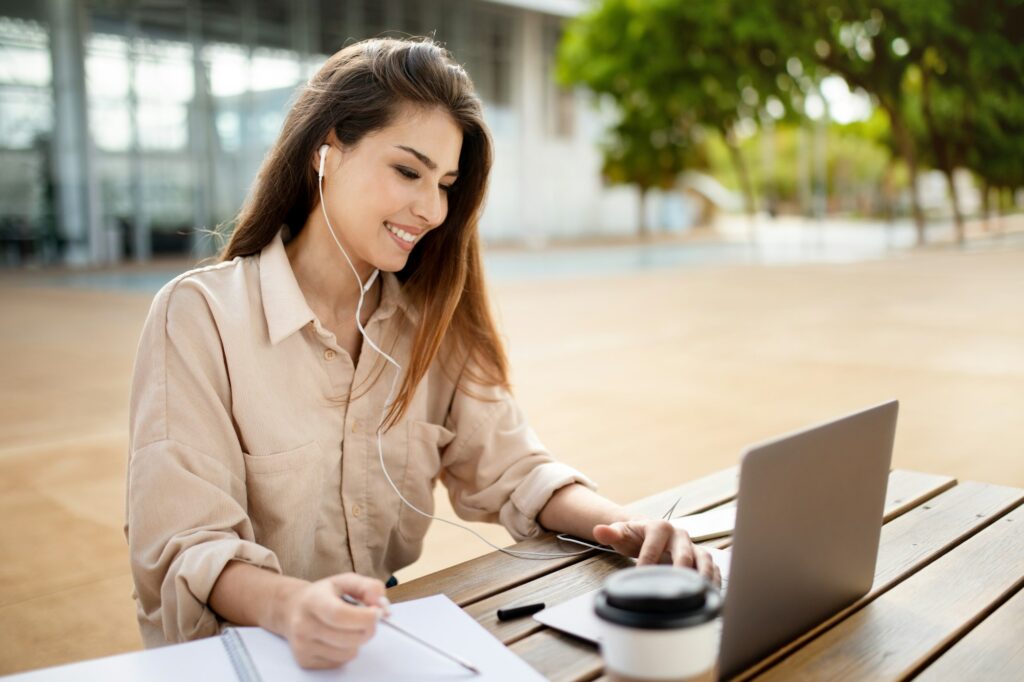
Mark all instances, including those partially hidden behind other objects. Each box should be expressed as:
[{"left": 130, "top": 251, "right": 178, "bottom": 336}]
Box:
[
  {"left": 337, "top": 170, "right": 403, "bottom": 218},
  {"left": 373, "top": 174, "right": 416, "bottom": 216}
]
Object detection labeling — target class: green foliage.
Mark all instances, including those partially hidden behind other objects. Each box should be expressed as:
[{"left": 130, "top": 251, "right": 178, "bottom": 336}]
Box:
[
  {"left": 557, "top": 0, "right": 795, "bottom": 207},
  {"left": 557, "top": 0, "right": 1024, "bottom": 228},
  {"left": 706, "top": 122, "right": 893, "bottom": 208},
  {"left": 600, "top": 104, "right": 707, "bottom": 192}
]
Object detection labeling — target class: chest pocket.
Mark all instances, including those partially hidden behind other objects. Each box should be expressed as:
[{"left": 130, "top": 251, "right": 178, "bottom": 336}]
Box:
[
  {"left": 396, "top": 420, "right": 455, "bottom": 540},
  {"left": 243, "top": 441, "right": 325, "bottom": 576}
]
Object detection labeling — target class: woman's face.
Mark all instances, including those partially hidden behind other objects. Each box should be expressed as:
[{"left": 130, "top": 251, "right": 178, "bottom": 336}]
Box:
[{"left": 317, "top": 105, "right": 463, "bottom": 274}]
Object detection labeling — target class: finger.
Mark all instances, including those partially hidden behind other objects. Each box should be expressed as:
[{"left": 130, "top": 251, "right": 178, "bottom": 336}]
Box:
[
  {"left": 312, "top": 622, "right": 376, "bottom": 651},
  {"left": 637, "top": 520, "right": 675, "bottom": 565},
  {"left": 296, "top": 640, "right": 358, "bottom": 669},
  {"left": 329, "top": 573, "right": 388, "bottom": 608},
  {"left": 669, "top": 531, "right": 697, "bottom": 569},
  {"left": 297, "top": 654, "right": 337, "bottom": 671},
  {"left": 593, "top": 523, "right": 622, "bottom": 545},
  {"left": 594, "top": 522, "right": 642, "bottom": 557},
  {"left": 313, "top": 599, "right": 380, "bottom": 634},
  {"left": 713, "top": 564, "right": 722, "bottom": 588},
  {"left": 307, "top": 616, "right": 377, "bottom": 650},
  {"left": 694, "top": 548, "right": 715, "bottom": 582}
]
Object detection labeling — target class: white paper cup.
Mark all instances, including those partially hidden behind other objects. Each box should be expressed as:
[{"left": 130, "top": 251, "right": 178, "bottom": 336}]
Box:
[{"left": 595, "top": 566, "right": 721, "bottom": 682}]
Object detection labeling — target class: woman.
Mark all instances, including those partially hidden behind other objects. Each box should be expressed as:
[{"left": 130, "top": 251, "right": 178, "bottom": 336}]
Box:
[{"left": 126, "top": 37, "right": 718, "bottom": 669}]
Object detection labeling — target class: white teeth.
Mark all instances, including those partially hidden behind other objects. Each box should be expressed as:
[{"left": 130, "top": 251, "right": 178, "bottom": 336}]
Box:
[{"left": 385, "top": 222, "right": 416, "bottom": 243}]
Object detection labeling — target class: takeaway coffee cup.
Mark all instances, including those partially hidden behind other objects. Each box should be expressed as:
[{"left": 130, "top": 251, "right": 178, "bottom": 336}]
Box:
[{"left": 595, "top": 566, "right": 722, "bottom": 682}]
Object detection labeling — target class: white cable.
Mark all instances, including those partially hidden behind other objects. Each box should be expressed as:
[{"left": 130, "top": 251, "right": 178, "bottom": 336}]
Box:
[{"left": 318, "top": 159, "right": 596, "bottom": 560}]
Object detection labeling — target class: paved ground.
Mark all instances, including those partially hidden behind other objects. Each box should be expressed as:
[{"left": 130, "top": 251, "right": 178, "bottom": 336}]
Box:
[{"left": 1, "top": 217, "right": 1022, "bottom": 673}]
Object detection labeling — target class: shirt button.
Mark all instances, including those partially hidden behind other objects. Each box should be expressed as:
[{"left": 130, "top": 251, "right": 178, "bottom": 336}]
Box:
[
  {"left": 324, "top": 349, "right": 336, "bottom": 361},
  {"left": 351, "top": 419, "right": 361, "bottom": 433},
  {"left": 352, "top": 504, "right": 361, "bottom": 518}
]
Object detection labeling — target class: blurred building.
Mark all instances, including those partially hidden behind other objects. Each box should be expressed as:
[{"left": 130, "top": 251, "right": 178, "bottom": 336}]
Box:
[{"left": 0, "top": 0, "right": 659, "bottom": 267}]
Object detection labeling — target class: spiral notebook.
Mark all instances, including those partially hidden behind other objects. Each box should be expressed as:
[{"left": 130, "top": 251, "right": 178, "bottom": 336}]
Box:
[{"left": 7, "top": 595, "right": 541, "bottom": 681}]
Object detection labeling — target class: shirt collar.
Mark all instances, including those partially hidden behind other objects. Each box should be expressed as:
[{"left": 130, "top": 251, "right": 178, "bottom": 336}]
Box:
[{"left": 259, "top": 229, "right": 420, "bottom": 346}]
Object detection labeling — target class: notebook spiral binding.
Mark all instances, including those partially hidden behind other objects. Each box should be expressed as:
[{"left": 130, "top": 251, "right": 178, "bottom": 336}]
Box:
[{"left": 222, "top": 628, "right": 263, "bottom": 682}]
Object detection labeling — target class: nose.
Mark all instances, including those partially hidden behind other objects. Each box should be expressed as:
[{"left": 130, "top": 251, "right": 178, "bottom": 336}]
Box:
[{"left": 412, "top": 184, "right": 447, "bottom": 229}]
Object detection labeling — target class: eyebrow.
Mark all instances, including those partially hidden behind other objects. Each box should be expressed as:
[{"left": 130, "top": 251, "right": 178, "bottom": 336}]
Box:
[{"left": 395, "top": 145, "right": 459, "bottom": 178}]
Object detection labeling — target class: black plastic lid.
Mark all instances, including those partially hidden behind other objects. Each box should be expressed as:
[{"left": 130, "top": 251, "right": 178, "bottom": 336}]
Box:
[{"left": 594, "top": 566, "right": 721, "bottom": 630}]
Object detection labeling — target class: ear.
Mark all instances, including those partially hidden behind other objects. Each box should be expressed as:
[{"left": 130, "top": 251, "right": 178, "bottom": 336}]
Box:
[
  {"left": 317, "top": 145, "right": 329, "bottom": 178},
  {"left": 312, "top": 131, "right": 341, "bottom": 177}
]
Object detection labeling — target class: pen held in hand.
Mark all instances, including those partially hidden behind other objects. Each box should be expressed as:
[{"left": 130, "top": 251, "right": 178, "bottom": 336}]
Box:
[{"left": 340, "top": 594, "right": 480, "bottom": 675}]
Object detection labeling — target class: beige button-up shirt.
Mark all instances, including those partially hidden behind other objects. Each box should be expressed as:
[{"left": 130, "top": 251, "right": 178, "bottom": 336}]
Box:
[{"left": 126, "top": 230, "right": 595, "bottom": 647}]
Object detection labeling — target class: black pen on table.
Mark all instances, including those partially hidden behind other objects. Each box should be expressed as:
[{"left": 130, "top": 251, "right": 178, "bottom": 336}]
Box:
[
  {"left": 340, "top": 594, "right": 480, "bottom": 674},
  {"left": 497, "top": 602, "right": 545, "bottom": 621}
]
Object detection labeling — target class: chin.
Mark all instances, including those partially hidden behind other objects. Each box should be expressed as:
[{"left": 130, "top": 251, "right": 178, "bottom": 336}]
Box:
[{"left": 374, "top": 253, "right": 412, "bottom": 274}]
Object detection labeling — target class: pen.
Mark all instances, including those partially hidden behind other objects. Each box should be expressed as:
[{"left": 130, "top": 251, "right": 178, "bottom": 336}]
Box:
[
  {"left": 496, "top": 602, "right": 546, "bottom": 621},
  {"left": 340, "top": 594, "right": 480, "bottom": 674}
]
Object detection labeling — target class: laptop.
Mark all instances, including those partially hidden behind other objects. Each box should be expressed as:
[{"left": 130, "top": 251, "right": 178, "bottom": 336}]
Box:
[{"left": 534, "top": 400, "right": 899, "bottom": 679}]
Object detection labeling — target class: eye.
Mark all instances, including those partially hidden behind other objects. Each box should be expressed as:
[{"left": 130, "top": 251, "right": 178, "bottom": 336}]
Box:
[
  {"left": 394, "top": 165, "right": 419, "bottom": 180},
  {"left": 440, "top": 184, "right": 454, "bottom": 194}
]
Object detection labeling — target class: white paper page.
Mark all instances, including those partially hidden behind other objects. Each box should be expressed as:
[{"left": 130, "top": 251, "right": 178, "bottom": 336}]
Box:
[
  {"left": 534, "top": 547, "right": 732, "bottom": 644},
  {"left": 3, "top": 636, "right": 236, "bottom": 682},
  {"left": 670, "top": 505, "right": 737, "bottom": 541},
  {"left": 238, "top": 594, "right": 545, "bottom": 681}
]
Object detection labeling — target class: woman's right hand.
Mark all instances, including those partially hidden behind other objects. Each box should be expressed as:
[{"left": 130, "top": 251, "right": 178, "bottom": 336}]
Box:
[{"left": 280, "top": 573, "right": 388, "bottom": 669}]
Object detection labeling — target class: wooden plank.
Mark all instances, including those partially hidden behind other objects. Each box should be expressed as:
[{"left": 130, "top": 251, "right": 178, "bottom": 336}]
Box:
[
  {"left": 466, "top": 553, "right": 634, "bottom": 644},
  {"left": 467, "top": 534, "right": 734, "bottom": 644},
  {"left": 390, "top": 469, "right": 945, "bottom": 608},
  {"left": 734, "top": 480, "right": 1024, "bottom": 680},
  {"left": 509, "top": 629, "right": 602, "bottom": 682},
  {"left": 715, "top": 470, "right": 955, "bottom": 551},
  {"left": 509, "top": 476, "right": 1015, "bottom": 682},
  {"left": 626, "top": 466, "right": 739, "bottom": 519},
  {"left": 753, "top": 504, "right": 1024, "bottom": 680},
  {"left": 387, "top": 533, "right": 593, "bottom": 606},
  {"left": 914, "top": 584, "right": 1024, "bottom": 681},
  {"left": 878, "top": 470, "right": 955, "bottom": 523},
  {"left": 389, "top": 466, "right": 739, "bottom": 606}
]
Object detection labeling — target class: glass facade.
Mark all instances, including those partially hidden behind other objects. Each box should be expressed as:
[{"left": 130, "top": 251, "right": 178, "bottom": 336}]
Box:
[{"left": 0, "top": 0, "right": 520, "bottom": 265}]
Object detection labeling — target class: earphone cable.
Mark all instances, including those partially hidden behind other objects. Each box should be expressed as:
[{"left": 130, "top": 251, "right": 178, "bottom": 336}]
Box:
[{"left": 317, "top": 159, "right": 597, "bottom": 560}]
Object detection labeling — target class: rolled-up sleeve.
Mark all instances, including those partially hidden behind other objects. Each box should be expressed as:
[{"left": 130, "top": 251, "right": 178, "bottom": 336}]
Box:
[
  {"left": 126, "top": 277, "right": 280, "bottom": 647},
  {"left": 440, "top": 380, "right": 597, "bottom": 541}
]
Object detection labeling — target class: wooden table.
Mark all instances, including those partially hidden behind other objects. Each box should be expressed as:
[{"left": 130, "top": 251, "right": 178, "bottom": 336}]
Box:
[{"left": 388, "top": 469, "right": 1024, "bottom": 681}]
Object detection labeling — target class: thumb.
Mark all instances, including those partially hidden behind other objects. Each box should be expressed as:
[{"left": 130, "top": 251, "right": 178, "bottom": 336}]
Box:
[{"left": 593, "top": 523, "right": 624, "bottom": 546}]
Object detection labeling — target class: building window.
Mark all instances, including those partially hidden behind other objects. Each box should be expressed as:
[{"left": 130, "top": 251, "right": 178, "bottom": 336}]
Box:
[{"left": 543, "top": 17, "right": 573, "bottom": 138}]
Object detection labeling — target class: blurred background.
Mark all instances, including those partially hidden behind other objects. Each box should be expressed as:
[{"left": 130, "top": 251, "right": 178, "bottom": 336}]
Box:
[{"left": 1, "top": 0, "right": 1022, "bottom": 674}]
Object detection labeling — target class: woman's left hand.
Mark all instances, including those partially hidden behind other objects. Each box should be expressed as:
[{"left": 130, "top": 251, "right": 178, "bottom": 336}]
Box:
[{"left": 594, "top": 519, "right": 721, "bottom": 587}]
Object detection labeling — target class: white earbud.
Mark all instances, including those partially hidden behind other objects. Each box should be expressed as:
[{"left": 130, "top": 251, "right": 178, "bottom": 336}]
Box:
[{"left": 318, "top": 144, "right": 329, "bottom": 178}]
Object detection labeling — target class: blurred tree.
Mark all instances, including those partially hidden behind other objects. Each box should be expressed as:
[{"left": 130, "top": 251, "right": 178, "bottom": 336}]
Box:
[
  {"left": 557, "top": 0, "right": 795, "bottom": 231},
  {"left": 707, "top": 119, "right": 892, "bottom": 215},
  {"left": 898, "top": 0, "right": 1024, "bottom": 243},
  {"left": 559, "top": 0, "right": 1022, "bottom": 242},
  {"left": 774, "top": 1, "right": 931, "bottom": 243},
  {"left": 600, "top": 103, "right": 707, "bottom": 235},
  {"left": 953, "top": 0, "right": 1024, "bottom": 227}
]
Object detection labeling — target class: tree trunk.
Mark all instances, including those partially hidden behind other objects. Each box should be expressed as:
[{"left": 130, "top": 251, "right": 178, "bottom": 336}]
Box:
[
  {"left": 637, "top": 186, "right": 649, "bottom": 237},
  {"left": 921, "top": 69, "right": 964, "bottom": 244},
  {"left": 724, "top": 127, "right": 757, "bottom": 247},
  {"left": 981, "top": 180, "right": 991, "bottom": 231},
  {"left": 942, "top": 167, "right": 965, "bottom": 244},
  {"left": 885, "top": 106, "right": 927, "bottom": 246},
  {"left": 724, "top": 130, "right": 756, "bottom": 219}
]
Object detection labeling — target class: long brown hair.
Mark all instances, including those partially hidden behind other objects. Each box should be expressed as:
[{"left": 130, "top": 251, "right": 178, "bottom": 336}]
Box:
[{"left": 221, "top": 37, "right": 509, "bottom": 427}]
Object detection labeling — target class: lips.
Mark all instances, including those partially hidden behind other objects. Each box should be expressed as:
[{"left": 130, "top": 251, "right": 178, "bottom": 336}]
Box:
[{"left": 384, "top": 221, "right": 417, "bottom": 252}]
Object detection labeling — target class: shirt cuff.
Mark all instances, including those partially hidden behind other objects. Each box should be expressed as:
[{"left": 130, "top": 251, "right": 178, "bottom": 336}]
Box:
[
  {"left": 499, "top": 462, "right": 598, "bottom": 541},
  {"left": 162, "top": 538, "right": 282, "bottom": 644}
]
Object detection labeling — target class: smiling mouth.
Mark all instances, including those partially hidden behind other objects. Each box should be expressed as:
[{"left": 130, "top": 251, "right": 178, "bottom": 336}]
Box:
[{"left": 384, "top": 221, "right": 418, "bottom": 244}]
